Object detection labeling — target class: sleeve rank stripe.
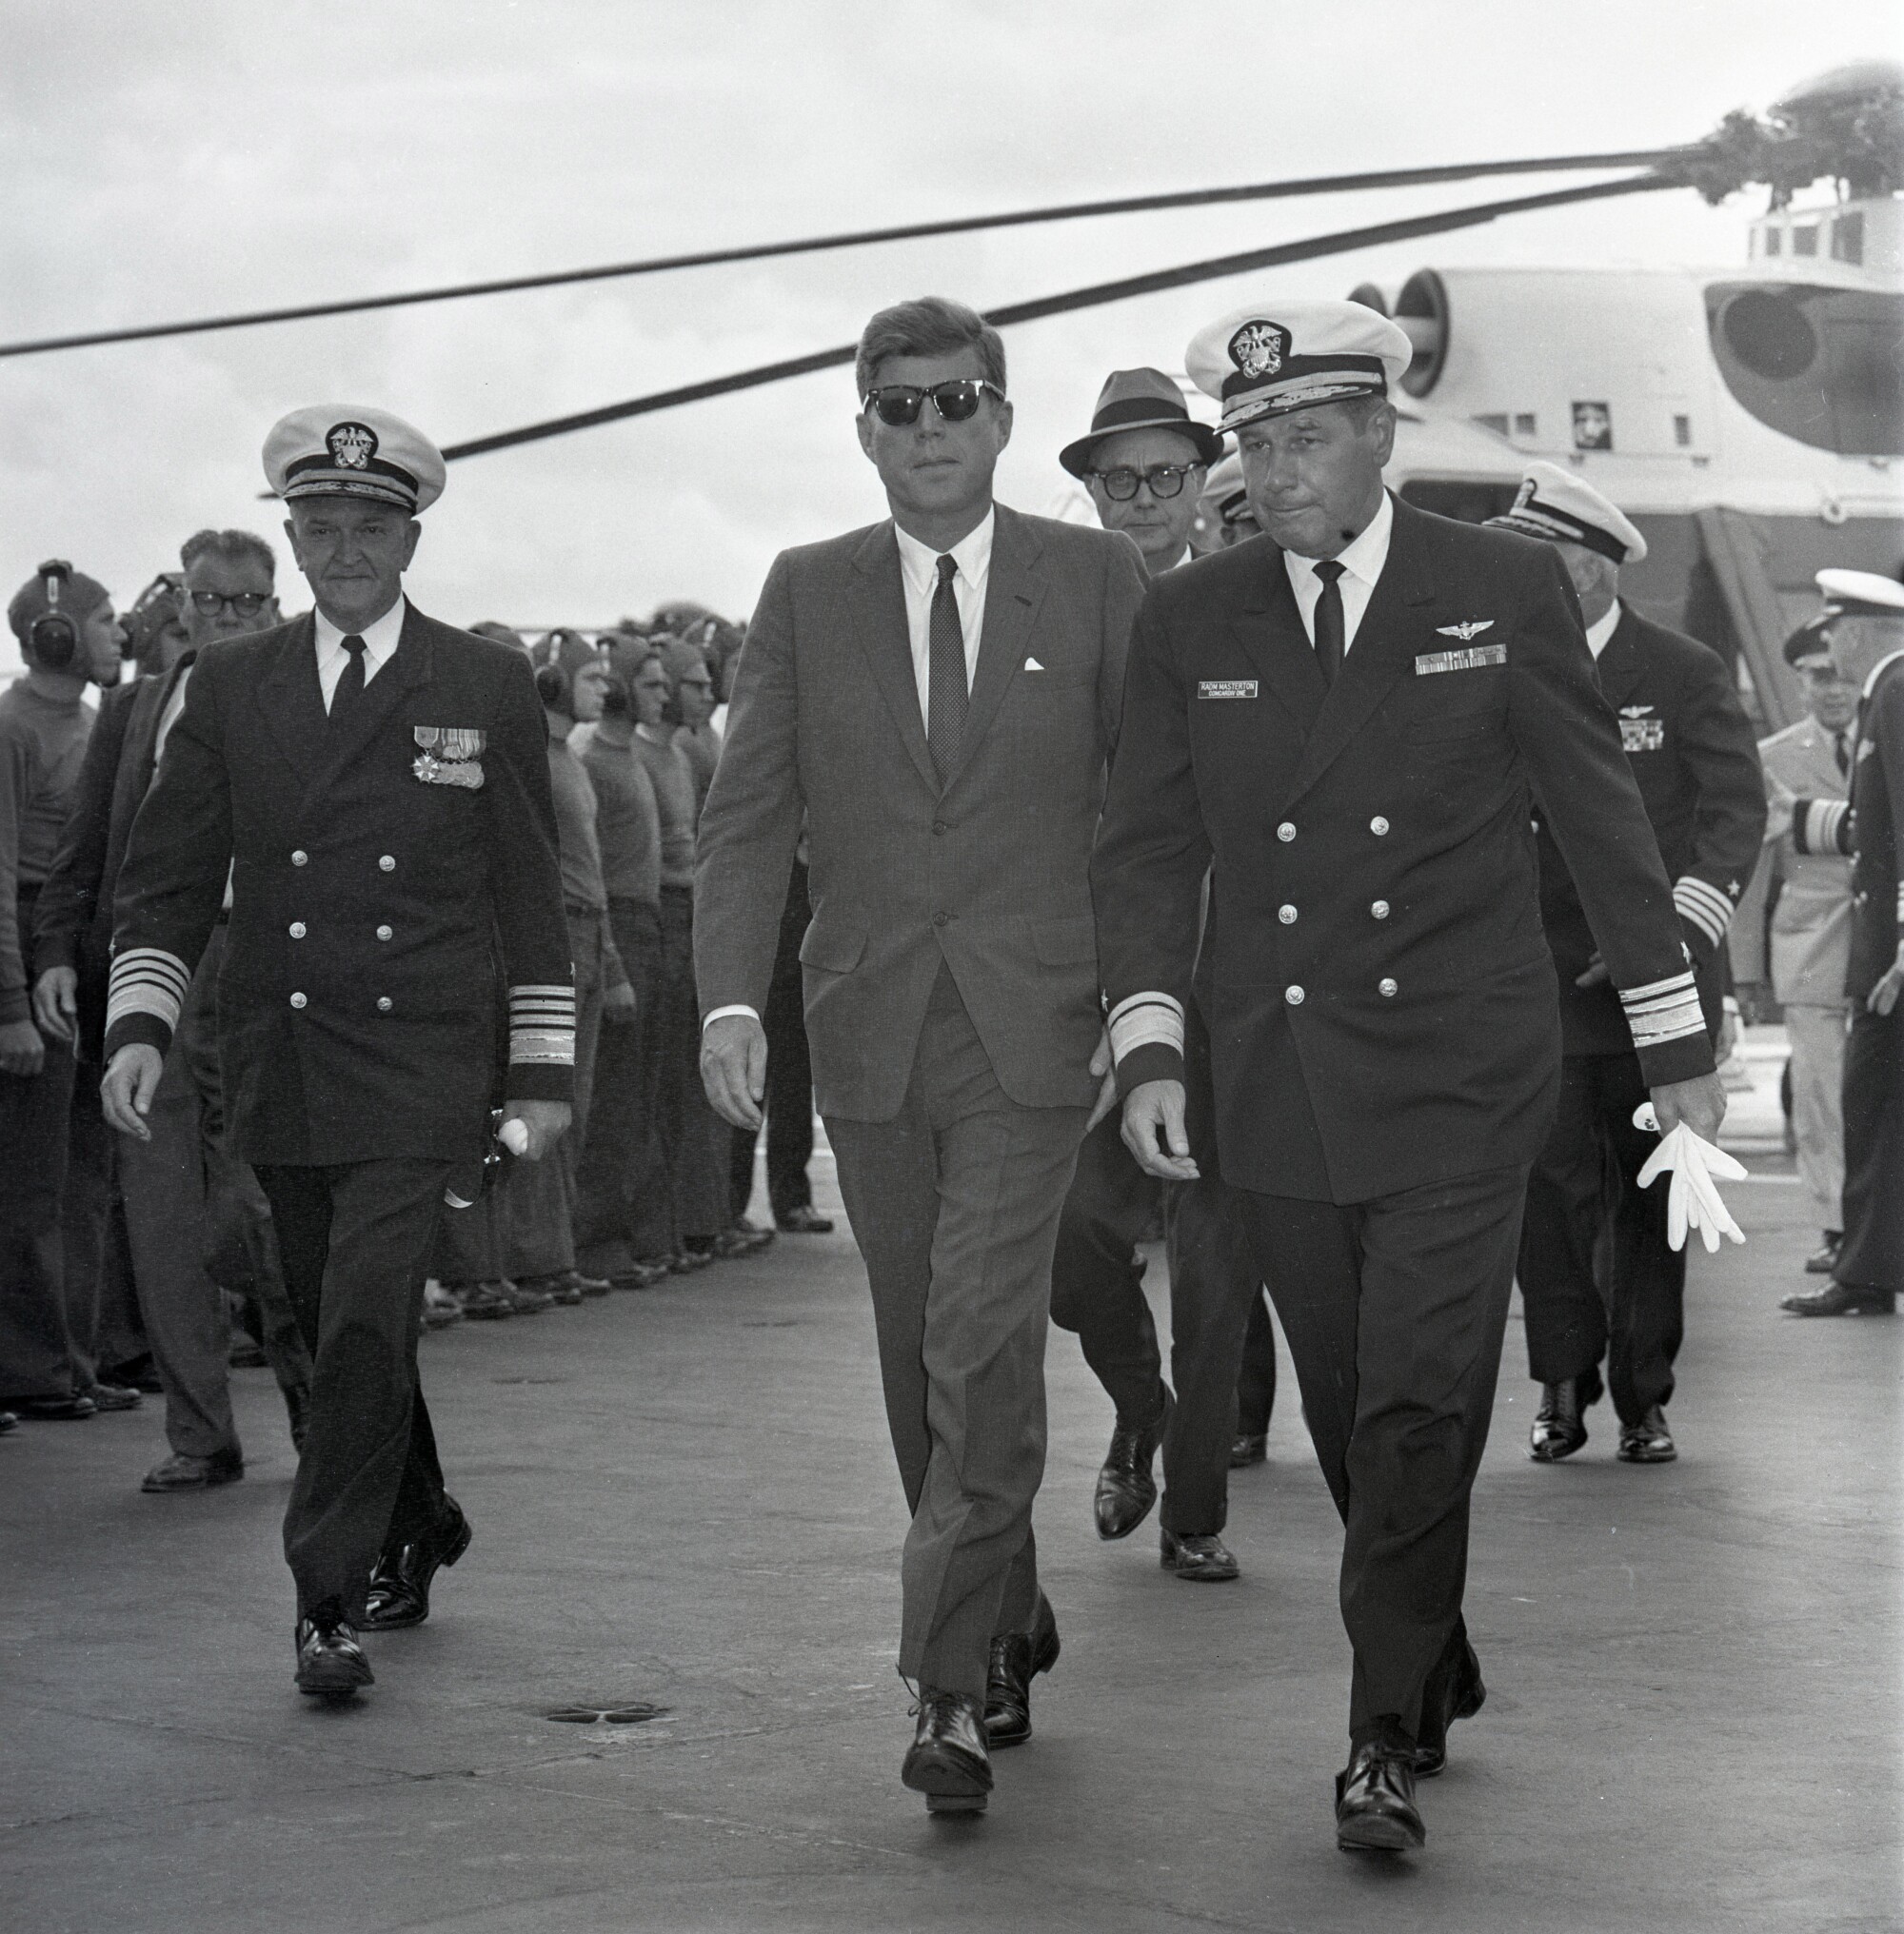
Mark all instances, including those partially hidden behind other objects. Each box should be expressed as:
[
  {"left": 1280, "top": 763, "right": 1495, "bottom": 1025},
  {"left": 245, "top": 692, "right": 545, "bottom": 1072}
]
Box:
[
  {"left": 1673, "top": 876, "right": 1735, "bottom": 945},
  {"left": 1108, "top": 991, "right": 1185, "bottom": 1062},
  {"left": 104, "top": 947, "right": 192, "bottom": 1035},
  {"left": 1795, "top": 799, "right": 1850, "bottom": 856},
  {"left": 1618, "top": 967, "right": 1705, "bottom": 1046},
  {"left": 509, "top": 1027, "right": 575, "bottom": 1065}
]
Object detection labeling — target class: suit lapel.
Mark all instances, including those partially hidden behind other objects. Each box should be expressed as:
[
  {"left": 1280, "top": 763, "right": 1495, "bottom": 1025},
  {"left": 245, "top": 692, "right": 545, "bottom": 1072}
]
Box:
[
  {"left": 1231, "top": 543, "right": 1326, "bottom": 737},
  {"left": 847, "top": 524, "right": 938, "bottom": 793},
  {"left": 1593, "top": 608, "right": 1645, "bottom": 708},
  {"left": 950, "top": 504, "right": 1045, "bottom": 785},
  {"left": 128, "top": 656, "right": 186, "bottom": 791},
  {"left": 255, "top": 616, "right": 330, "bottom": 792},
  {"left": 1283, "top": 496, "right": 1436, "bottom": 806}
]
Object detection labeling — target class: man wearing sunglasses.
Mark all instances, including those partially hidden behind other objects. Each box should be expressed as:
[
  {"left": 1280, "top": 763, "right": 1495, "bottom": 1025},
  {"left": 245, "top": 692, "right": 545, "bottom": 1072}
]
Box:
[
  {"left": 697, "top": 295, "right": 1149, "bottom": 1816},
  {"left": 35, "top": 529, "right": 310, "bottom": 1496}
]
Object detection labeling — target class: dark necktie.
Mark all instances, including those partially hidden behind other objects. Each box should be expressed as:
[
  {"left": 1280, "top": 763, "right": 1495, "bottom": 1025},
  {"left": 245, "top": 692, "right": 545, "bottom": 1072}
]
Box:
[
  {"left": 927, "top": 554, "right": 968, "bottom": 786},
  {"left": 1834, "top": 729, "right": 1850, "bottom": 777},
  {"left": 330, "top": 633, "right": 367, "bottom": 725},
  {"left": 1312, "top": 560, "right": 1346, "bottom": 688}
]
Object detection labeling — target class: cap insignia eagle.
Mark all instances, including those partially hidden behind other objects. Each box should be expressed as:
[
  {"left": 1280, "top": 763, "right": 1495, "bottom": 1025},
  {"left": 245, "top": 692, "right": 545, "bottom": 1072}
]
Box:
[
  {"left": 1228, "top": 321, "right": 1290, "bottom": 382},
  {"left": 327, "top": 422, "right": 378, "bottom": 469}
]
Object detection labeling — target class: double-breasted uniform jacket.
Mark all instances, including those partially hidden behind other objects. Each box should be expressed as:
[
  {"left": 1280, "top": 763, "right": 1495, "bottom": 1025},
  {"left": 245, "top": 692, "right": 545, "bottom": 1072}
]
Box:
[
  {"left": 34, "top": 655, "right": 191, "bottom": 1061},
  {"left": 1732, "top": 716, "right": 1852, "bottom": 1008},
  {"left": 1533, "top": 605, "right": 1765, "bottom": 1054},
  {"left": 103, "top": 604, "right": 574, "bottom": 1167},
  {"left": 1092, "top": 494, "right": 1715, "bottom": 1205},
  {"left": 695, "top": 504, "right": 1149, "bottom": 1120}
]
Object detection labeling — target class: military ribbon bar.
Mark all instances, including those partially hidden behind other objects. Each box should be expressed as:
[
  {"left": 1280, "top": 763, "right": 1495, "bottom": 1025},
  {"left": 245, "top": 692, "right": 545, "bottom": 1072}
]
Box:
[{"left": 1414, "top": 644, "right": 1507, "bottom": 675}]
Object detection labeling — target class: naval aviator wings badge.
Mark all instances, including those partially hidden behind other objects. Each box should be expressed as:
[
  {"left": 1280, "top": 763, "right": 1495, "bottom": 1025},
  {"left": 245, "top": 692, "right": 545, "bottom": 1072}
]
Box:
[
  {"left": 1436, "top": 620, "right": 1495, "bottom": 641},
  {"left": 413, "top": 725, "right": 486, "bottom": 789}
]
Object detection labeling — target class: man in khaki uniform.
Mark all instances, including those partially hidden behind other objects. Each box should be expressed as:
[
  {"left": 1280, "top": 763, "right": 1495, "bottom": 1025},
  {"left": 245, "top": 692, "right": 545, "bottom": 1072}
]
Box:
[{"left": 1735, "top": 620, "right": 1855, "bottom": 1273}]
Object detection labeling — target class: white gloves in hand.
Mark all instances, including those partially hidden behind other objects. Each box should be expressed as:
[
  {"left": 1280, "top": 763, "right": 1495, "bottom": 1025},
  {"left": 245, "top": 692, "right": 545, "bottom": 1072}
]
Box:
[{"left": 1633, "top": 1106, "right": 1747, "bottom": 1253}]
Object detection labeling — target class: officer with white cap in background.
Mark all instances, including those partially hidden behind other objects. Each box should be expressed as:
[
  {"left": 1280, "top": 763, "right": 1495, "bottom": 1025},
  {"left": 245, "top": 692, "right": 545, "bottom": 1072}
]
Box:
[
  {"left": 100, "top": 406, "right": 575, "bottom": 1698},
  {"left": 1483, "top": 463, "right": 1765, "bottom": 1468},
  {"left": 1774, "top": 568, "right": 1904, "bottom": 1318},
  {"left": 1091, "top": 298, "right": 1726, "bottom": 1855}
]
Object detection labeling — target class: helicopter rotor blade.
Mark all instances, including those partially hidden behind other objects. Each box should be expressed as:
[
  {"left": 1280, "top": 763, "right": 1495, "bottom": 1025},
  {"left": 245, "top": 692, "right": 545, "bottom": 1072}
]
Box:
[
  {"left": 439, "top": 171, "right": 1670, "bottom": 463},
  {"left": 1, "top": 148, "right": 1688, "bottom": 364}
]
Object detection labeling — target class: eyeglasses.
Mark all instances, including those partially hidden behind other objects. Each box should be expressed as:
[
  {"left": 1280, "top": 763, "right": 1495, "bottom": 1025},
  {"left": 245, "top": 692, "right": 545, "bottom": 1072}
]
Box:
[
  {"left": 862, "top": 379, "right": 1005, "bottom": 427},
  {"left": 188, "top": 590, "right": 271, "bottom": 617},
  {"left": 1089, "top": 464, "right": 1198, "bottom": 502}
]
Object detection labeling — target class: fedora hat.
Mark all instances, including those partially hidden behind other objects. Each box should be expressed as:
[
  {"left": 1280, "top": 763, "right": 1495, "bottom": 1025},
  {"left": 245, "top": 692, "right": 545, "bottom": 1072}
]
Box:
[{"left": 1060, "top": 367, "right": 1225, "bottom": 479}]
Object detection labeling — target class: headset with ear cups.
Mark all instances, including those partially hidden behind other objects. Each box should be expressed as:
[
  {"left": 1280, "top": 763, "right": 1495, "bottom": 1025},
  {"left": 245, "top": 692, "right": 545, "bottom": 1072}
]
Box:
[{"left": 26, "top": 560, "right": 79, "bottom": 669}]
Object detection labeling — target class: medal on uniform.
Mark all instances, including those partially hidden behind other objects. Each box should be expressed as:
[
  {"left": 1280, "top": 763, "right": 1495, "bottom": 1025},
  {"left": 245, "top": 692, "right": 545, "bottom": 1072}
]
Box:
[{"left": 412, "top": 725, "right": 486, "bottom": 789}]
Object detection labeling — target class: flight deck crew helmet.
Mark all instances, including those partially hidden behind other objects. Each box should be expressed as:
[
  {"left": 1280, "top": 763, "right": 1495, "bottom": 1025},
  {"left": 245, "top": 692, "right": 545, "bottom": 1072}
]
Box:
[
  {"left": 10, "top": 559, "right": 110, "bottom": 670},
  {"left": 528, "top": 627, "right": 605, "bottom": 710}
]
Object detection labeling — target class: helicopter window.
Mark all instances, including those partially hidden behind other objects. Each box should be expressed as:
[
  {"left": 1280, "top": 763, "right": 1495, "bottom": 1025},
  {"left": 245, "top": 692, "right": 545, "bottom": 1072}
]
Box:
[
  {"left": 1514, "top": 413, "right": 1537, "bottom": 438},
  {"left": 1472, "top": 412, "right": 1509, "bottom": 436},
  {"left": 1706, "top": 282, "right": 1904, "bottom": 457},
  {"left": 1674, "top": 415, "right": 1692, "bottom": 447},
  {"left": 1762, "top": 227, "right": 1783, "bottom": 258},
  {"left": 1832, "top": 213, "right": 1864, "bottom": 266},
  {"left": 1792, "top": 226, "right": 1819, "bottom": 257}
]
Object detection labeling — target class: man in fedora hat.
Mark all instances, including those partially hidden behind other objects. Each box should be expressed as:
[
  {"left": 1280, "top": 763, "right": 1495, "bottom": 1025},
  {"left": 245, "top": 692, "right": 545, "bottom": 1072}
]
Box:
[{"left": 1060, "top": 368, "right": 1225, "bottom": 578}]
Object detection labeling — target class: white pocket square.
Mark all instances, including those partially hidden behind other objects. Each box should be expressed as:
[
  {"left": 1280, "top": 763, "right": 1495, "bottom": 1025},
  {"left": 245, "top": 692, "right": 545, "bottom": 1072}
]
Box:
[{"left": 1024, "top": 657, "right": 1044, "bottom": 671}]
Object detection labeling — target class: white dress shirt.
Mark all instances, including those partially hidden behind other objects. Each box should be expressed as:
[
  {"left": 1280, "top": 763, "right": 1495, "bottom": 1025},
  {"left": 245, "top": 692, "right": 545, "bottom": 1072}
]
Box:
[
  {"left": 894, "top": 507, "right": 993, "bottom": 731},
  {"left": 315, "top": 596, "right": 407, "bottom": 712},
  {"left": 1282, "top": 488, "right": 1394, "bottom": 659},
  {"left": 1585, "top": 599, "right": 1622, "bottom": 661}
]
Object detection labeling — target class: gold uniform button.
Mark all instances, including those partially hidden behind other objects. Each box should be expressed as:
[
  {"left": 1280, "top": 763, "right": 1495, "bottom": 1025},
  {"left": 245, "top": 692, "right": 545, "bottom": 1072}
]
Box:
[
  {"left": 1371, "top": 900, "right": 1390, "bottom": 919},
  {"left": 288, "top": 992, "right": 307, "bottom": 1010},
  {"left": 376, "top": 925, "right": 393, "bottom": 941},
  {"left": 1370, "top": 816, "right": 1390, "bottom": 836},
  {"left": 377, "top": 997, "right": 393, "bottom": 1013},
  {"left": 1379, "top": 977, "right": 1398, "bottom": 997},
  {"left": 379, "top": 855, "right": 396, "bottom": 873},
  {"left": 1285, "top": 985, "right": 1305, "bottom": 1006},
  {"left": 1278, "top": 904, "right": 1298, "bottom": 925},
  {"left": 291, "top": 850, "right": 307, "bottom": 867},
  {"left": 288, "top": 921, "right": 307, "bottom": 939},
  {"left": 1277, "top": 821, "right": 1297, "bottom": 843}
]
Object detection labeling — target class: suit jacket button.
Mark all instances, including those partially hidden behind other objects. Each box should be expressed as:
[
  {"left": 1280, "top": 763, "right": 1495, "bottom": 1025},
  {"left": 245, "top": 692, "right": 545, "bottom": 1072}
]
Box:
[
  {"left": 1284, "top": 985, "right": 1305, "bottom": 1005},
  {"left": 291, "top": 850, "right": 308, "bottom": 867},
  {"left": 377, "top": 997, "right": 393, "bottom": 1013},
  {"left": 376, "top": 924, "right": 393, "bottom": 941},
  {"left": 932, "top": 912, "right": 949, "bottom": 926},
  {"left": 288, "top": 921, "right": 307, "bottom": 939},
  {"left": 289, "top": 992, "right": 307, "bottom": 1010},
  {"left": 379, "top": 855, "right": 396, "bottom": 872},
  {"left": 1371, "top": 900, "right": 1390, "bottom": 919},
  {"left": 1277, "top": 821, "right": 1297, "bottom": 843},
  {"left": 932, "top": 820, "right": 947, "bottom": 835},
  {"left": 1378, "top": 977, "right": 1398, "bottom": 997},
  {"left": 1278, "top": 904, "right": 1298, "bottom": 924},
  {"left": 1854, "top": 891, "right": 1867, "bottom": 906},
  {"left": 1370, "top": 816, "right": 1390, "bottom": 836}
]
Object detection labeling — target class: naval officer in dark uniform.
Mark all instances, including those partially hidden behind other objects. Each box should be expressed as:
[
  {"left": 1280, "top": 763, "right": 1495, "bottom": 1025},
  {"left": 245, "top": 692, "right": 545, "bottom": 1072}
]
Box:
[
  {"left": 1776, "top": 568, "right": 1904, "bottom": 1319},
  {"left": 101, "top": 406, "right": 574, "bottom": 1696},
  {"left": 1484, "top": 464, "right": 1765, "bottom": 1466},
  {"left": 1092, "top": 301, "right": 1724, "bottom": 1854}
]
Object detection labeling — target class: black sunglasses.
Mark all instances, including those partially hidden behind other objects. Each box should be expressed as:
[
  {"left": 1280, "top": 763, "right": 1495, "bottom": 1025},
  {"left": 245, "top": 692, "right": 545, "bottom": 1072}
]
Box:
[
  {"left": 863, "top": 378, "right": 1005, "bottom": 427},
  {"left": 1089, "top": 464, "right": 1198, "bottom": 502}
]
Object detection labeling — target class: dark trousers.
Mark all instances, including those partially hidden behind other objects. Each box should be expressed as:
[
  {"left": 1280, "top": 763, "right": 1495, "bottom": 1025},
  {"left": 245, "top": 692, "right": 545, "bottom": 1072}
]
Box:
[
  {"left": 254, "top": 1159, "right": 452, "bottom": 1622},
  {"left": 62, "top": 1083, "right": 123, "bottom": 1386},
  {"left": 0, "top": 1027, "right": 81, "bottom": 1405},
  {"left": 1235, "top": 1164, "right": 1528, "bottom": 1740},
  {"left": 826, "top": 965, "right": 1087, "bottom": 1696},
  {"left": 575, "top": 898, "right": 666, "bottom": 1274},
  {"left": 728, "top": 860, "right": 818, "bottom": 1224},
  {"left": 1836, "top": 1005, "right": 1902, "bottom": 1293},
  {"left": 503, "top": 903, "right": 607, "bottom": 1281},
  {"left": 656, "top": 884, "right": 729, "bottom": 1249},
  {"left": 1518, "top": 1052, "right": 1684, "bottom": 1424}
]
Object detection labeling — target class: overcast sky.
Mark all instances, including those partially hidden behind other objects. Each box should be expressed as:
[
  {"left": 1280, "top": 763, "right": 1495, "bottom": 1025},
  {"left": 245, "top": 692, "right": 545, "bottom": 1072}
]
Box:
[{"left": 1, "top": 0, "right": 1895, "bottom": 661}]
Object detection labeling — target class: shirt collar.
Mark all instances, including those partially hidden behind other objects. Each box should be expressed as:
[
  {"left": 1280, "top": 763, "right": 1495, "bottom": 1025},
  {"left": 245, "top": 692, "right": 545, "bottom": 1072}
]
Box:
[
  {"left": 1585, "top": 598, "right": 1622, "bottom": 660},
  {"left": 1282, "top": 487, "right": 1394, "bottom": 591},
  {"left": 314, "top": 594, "right": 407, "bottom": 665},
  {"left": 894, "top": 505, "right": 995, "bottom": 596}
]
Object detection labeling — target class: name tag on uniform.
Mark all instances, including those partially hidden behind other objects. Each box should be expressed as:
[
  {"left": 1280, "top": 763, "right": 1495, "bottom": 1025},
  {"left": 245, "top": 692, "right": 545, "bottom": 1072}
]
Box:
[
  {"left": 1415, "top": 644, "right": 1506, "bottom": 675},
  {"left": 1620, "top": 718, "right": 1665, "bottom": 753},
  {"left": 413, "top": 726, "right": 486, "bottom": 789},
  {"left": 1198, "top": 680, "right": 1259, "bottom": 700}
]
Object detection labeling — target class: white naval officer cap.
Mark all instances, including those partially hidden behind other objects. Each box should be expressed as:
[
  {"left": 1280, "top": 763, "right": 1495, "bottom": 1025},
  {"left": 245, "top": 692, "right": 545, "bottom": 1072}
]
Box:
[
  {"left": 1198, "top": 452, "right": 1252, "bottom": 525},
  {"left": 1484, "top": 460, "right": 1647, "bottom": 565},
  {"left": 1184, "top": 299, "right": 1412, "bottom": 434},
  {"left": 263, "top": 405, "right": 446, "bottom": 514},
  {"left": 1816, "top": 567, "right": 1904, "bottom": 619}
]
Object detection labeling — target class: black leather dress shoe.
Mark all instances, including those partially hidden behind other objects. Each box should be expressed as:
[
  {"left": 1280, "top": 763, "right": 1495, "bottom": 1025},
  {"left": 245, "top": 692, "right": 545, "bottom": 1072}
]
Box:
[
  {"left": 1781, "top": 1280, "right": 1895, "bottom": 1316},
  {"left": 13, "top": 1393, "right": 96, "bottom": 1420},
  {"left": 713, "top": 1219, "right": 775, "bottom": 1258},
  {"left": 516, "top": 1272, "right": 584, "bottom": 1307},
  {"left": 1414, "top": 1631, "right": 1485, "bottom": 1777},
  {"left": 1528, "top": 1377, "right": 1588, "bottom": 1462},
  {"left": 0, "top": 1411, "right": 15, "bottom": 1433},
  {"left": 1094, "top": 1387, "right": 1173, "bottom": 1540},
  {"left": 84, "top": 1381, "right": 142, "bottom": 1412},
  {"left": 142, "top": 1450, "right": 244, "bottom": 1493},
  {"left": 984, "top": 1592, "right": 1060, "bottom": 1747},
  {"left": 611, "top": 1258, "right": 671, "bottom": 1290},
  {"left": 1160, "top": 1527, "right": 1240, "bottom": 1581},
  {"left": 362, "top": 1501, "right": 472, "bottom": 1630},
  {"left": 450, "top": 1279, "right": 514, "bottom": 1320},
  {"left": 776, "top": 1205, "right": 834, "bottom": 1233},
  {"left": 1804, "top": 1233, "right": 1843, "bottom": 1274},
  {"left": 295, "top": 1616, "right": 373, "bottom": 1696},
  {"left": 1616, "top": 1404, "right": 1676, "bottom": 1463},
  {"left": 901, "top": 1689, "right": 993, "bottom": 1814},
  {"left": 1336, "top": 1722, "right": 1425, "bottom": 1852},
  {"left": 1229, "top": 1432, "right": 1267, "bottom": 1468}
]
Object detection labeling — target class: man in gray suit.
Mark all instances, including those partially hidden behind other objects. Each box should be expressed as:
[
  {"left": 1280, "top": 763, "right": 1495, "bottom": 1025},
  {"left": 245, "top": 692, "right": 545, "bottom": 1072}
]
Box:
[{"left": 698, "top": 296, "right": 1148, "bottom": 1815}]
